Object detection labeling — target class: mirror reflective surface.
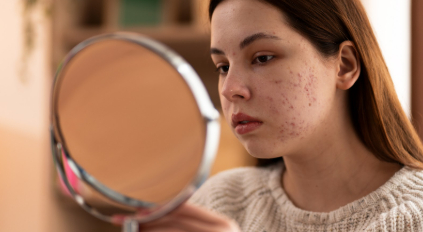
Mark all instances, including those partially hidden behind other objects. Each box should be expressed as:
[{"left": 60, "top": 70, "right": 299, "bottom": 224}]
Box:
[{"left": 50, "top": 33, "right": 220, "bottom": 230}]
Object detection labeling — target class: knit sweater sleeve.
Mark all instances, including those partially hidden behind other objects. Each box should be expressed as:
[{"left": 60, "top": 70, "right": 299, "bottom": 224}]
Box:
[
  {"left": 187, "top": 171, "right": 220, "bottom": 209},
  {"left": 188, "top": 167, "right": 250, "bottom": 211},
  {"left": 188, "top": 166, "right": 271, "bottom": 222}
]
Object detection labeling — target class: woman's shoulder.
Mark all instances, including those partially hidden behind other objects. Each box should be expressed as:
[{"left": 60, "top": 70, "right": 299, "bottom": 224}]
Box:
[
  {"left": 188, "top": 163, "right": 281, "bottom": 209},
  {"left": 363, "top": 166, "right": 423, "bottom": 231}
]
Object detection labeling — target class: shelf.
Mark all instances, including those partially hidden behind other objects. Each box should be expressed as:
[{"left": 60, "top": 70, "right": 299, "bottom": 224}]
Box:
[{"left": 63, "top": 25, "right": 210, "bottom": 48}]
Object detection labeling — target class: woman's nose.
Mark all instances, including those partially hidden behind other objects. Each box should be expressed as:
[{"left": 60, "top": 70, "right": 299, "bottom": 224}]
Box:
[{"left": 220, "top": 71, "right": 251, "bottom": 102}]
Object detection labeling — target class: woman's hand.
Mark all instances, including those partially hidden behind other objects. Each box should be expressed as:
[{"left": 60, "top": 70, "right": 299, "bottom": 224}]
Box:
[{"left": 139, "top": 203, "right": 241, "bottom": 232}]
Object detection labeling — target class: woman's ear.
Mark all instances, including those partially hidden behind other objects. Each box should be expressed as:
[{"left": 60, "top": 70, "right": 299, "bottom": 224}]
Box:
[{"left": 336, "top": 41, "right": 361, "bottom": 90}]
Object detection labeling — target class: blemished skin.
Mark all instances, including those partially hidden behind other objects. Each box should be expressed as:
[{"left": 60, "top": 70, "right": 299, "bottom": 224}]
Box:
[
  {"left": 140, "top": 0, "right": 402, "bottom": 231},
  {"left": 211, "top": 0, "right": 338, "bottom": 159}
]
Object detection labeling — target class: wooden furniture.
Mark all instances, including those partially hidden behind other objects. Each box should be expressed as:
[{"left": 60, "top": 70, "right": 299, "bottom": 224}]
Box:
[
  {"left": 412, "top": 0, "right": 423, "bottom": 138},
  {"left": 52, "top": 0, "right": 220, "bottom": 106}
]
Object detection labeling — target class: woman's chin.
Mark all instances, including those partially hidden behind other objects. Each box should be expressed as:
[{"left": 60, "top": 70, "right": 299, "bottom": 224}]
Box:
[{"left": 244, "top": 143, "right": 288, "bottom": 160}]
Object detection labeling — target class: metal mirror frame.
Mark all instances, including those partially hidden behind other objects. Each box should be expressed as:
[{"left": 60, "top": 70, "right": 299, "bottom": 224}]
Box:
[{"left": 50, "top": 32, "right": 220, "bottom": 228}]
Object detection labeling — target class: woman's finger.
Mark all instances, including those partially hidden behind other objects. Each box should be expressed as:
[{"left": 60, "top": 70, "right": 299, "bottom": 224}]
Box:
[
  {"left": 140, "top": 203, "right": 241, "bottom": 232},
  {"left": 141, "top": 216, "right": 218, "bottom": 232},
  {"left": 140, "top": 223, "right": 185, "bottom": 232},
  {"left": 142, "top": 214, "right": 239, "bottom": 232},
  {"left": 171, "top": 203, "right": 231, "bottom": 225}
]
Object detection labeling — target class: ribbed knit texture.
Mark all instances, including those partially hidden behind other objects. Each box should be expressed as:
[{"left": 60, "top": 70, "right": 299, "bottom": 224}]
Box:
[{"left": 189, "top": 163, "right": 423, "bottom": 231}]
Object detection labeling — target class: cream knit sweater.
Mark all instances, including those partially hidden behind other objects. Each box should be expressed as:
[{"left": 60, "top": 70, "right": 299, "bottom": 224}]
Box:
[{"left": 189, "top": 163, "right": 423, "bottom": 231}]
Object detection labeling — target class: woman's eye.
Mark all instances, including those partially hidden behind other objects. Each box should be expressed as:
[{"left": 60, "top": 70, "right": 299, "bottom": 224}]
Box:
[
  {"left": 254, "top": 55, "right": 274, "bottom": 64},
  {"left": 216, "top": 65, "right": 229, "bottom": 74}
]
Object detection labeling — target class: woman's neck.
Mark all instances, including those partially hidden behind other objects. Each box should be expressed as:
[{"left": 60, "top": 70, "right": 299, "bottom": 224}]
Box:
[{"left": 280, "top": 123, "right": 402, "bottom": 213}]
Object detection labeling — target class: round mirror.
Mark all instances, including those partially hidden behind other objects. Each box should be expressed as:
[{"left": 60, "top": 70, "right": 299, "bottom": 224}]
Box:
[{"left": 50, "top": 33, "right": 220, "bottom": 231}]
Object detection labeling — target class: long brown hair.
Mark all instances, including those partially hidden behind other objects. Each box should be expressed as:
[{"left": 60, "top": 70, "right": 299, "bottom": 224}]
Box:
[{"left": 209, "top": 0, "right": 423, "bottom": 169}]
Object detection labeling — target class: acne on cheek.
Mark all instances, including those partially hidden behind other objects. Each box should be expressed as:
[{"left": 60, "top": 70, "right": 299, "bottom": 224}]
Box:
[
  {"left": 266, "top": 96, "right": 280, "bottom": 114},
  {"left": 278, "top": 117, "right": 308, "bottom": 141},
  {"left": 287, "top": 70, "right": 301, "bottom": 88},
  {"left": 276, "top": 67, "right": 319, "bottom": 141},
  {"left": 266, "top": 64, "right": 320, "bottom": 142},
  {"left": 273, "top": 70, "right": 302, "bottom": 111},
  {"left": 273, "top": 69, "right": 297, "bottom": 108},
  {"left": 295, "top": 65, "right": 319, "bottom": 107},
  {"left": 280, "top": 93, "right": 294, "bottom": 109},
  {"left": 304, "top": 72, "right": 318, "bottom": 106}
]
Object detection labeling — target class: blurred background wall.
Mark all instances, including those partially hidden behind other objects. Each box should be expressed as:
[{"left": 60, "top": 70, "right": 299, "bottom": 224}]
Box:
[
  {"left": 0, "top": 0, "right": 420, "bottom": 231},
  {"left": 0, "top": 1, "right": 51, "bottom": 231},
  {"left": 362, "top": 0, "right": 411, "bottom": 116}
]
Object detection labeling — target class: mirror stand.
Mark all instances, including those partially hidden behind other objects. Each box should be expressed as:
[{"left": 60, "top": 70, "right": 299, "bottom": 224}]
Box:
[{"left": 122, "top": 219, "right": 139, "bottom": 232}]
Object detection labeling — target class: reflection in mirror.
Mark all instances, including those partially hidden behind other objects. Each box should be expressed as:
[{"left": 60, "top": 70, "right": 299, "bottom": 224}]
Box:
[{"left": 51, "top": 33, "right": 220, "bottom": 231}]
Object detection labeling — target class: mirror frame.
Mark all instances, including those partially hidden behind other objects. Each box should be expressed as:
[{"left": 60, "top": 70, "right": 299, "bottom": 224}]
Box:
[{"left": 50, "top": 32, "right": 220, "bottom": 224}]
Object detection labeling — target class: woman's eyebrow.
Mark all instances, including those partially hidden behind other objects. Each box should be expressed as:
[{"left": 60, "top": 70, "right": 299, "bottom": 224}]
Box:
[
  {"left": 210, "top": 48, "right": 225, "bottom": 55},
  {"left": 210, "top": 33, "right": 281, "bottom": 55},
  {"left": 240, "top": 33, "right": 282, "bottom": 49}
]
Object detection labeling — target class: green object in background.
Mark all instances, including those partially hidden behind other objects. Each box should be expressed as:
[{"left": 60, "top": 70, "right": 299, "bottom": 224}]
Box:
[{"left": 119, "top": 0, "right": 163, "bottom": 27}]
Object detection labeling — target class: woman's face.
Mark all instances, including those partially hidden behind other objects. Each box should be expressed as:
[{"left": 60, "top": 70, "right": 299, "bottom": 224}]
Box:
[{"left": 211, "top": 0, "right": 340, "bottom": 158}]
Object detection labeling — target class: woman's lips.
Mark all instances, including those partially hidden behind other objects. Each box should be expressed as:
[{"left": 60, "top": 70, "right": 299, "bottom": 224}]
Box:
[{"left": 231, "top": 113, "right": 263, "bottom": 135}]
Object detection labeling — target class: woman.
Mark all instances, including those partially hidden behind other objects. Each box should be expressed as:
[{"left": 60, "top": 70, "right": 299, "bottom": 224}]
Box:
[{"left": 141, "top": 0, "right": 423, "bottom": 231}]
